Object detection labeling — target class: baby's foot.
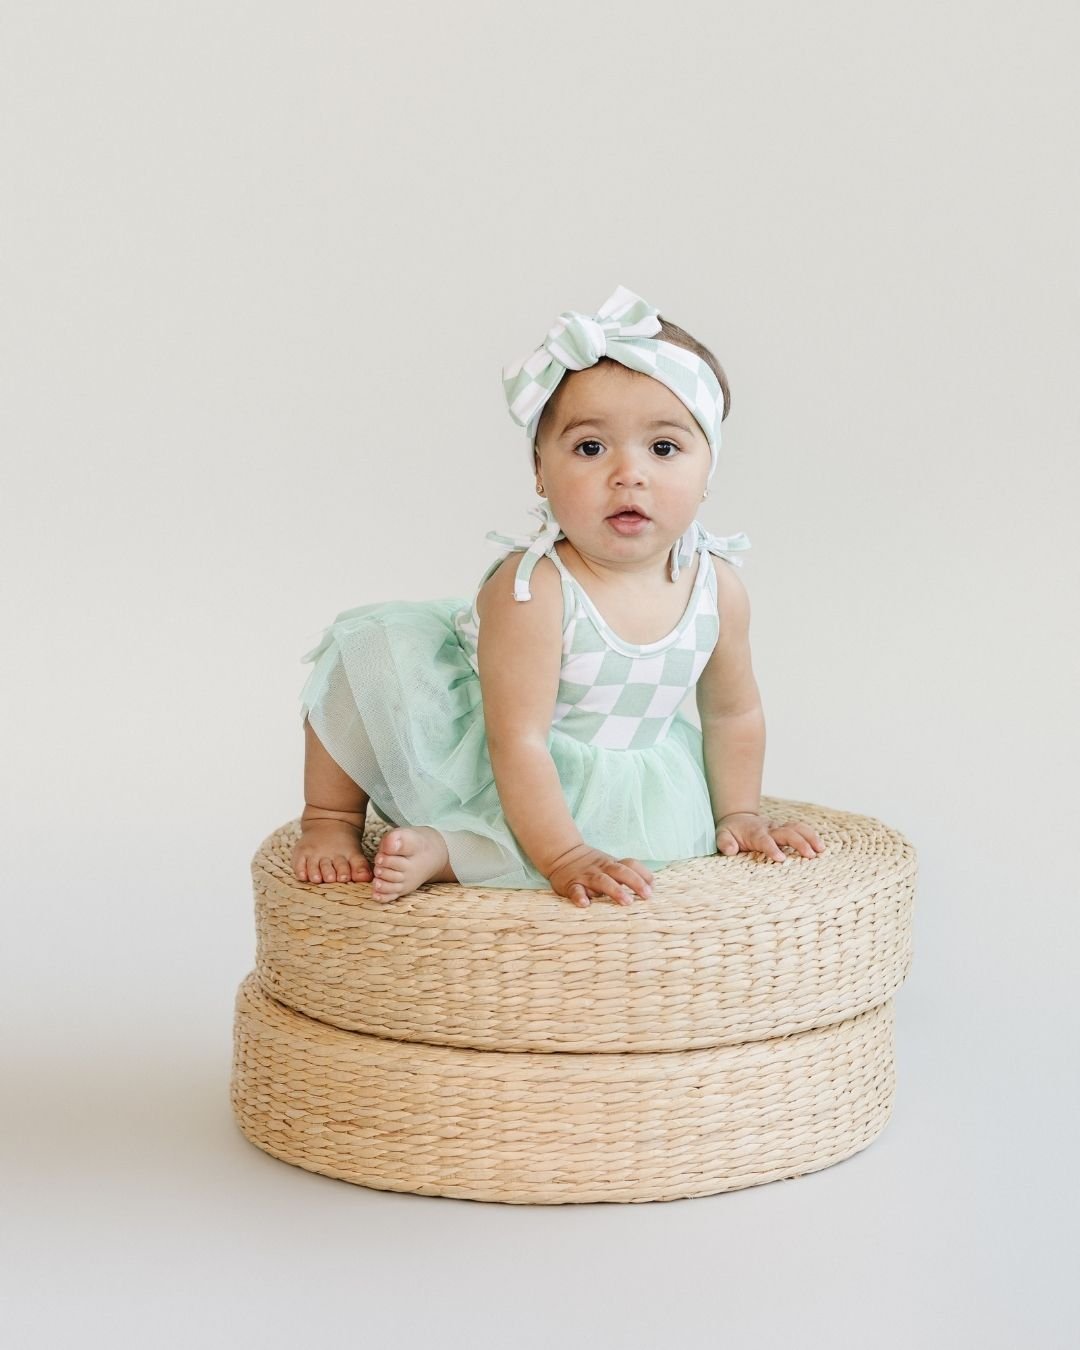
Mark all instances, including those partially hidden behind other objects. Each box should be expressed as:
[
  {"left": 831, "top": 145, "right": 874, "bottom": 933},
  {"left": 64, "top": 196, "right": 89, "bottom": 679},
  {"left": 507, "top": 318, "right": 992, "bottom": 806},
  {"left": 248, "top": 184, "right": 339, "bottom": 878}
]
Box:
[
  {"left": 371, "top": 827, "right": 454, "bottom": 902},
  {"left": 293, "top": 819, "right": 373, "bottom": 884}
]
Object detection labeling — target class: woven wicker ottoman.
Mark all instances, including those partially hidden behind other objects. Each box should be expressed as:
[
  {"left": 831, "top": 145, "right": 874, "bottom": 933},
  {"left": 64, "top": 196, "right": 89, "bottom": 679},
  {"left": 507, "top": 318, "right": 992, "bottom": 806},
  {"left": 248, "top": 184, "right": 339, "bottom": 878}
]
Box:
[{"left": 230, "top": 795, "right": 916, "bottom": 1204}]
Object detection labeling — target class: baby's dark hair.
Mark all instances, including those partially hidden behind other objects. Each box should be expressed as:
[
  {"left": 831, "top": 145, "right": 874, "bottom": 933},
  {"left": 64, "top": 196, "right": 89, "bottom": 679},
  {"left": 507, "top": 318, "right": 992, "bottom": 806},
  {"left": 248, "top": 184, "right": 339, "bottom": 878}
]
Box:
[{"left": 532, "top": 315, "right": 731, "bottom": 467}]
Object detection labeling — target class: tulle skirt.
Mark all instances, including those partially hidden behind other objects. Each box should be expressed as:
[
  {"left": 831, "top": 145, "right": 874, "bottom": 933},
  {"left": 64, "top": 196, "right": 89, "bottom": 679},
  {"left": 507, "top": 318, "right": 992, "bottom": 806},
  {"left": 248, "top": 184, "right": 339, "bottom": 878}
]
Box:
[{"left": 298, "top": 598, "right": 718, "bottom": 890}]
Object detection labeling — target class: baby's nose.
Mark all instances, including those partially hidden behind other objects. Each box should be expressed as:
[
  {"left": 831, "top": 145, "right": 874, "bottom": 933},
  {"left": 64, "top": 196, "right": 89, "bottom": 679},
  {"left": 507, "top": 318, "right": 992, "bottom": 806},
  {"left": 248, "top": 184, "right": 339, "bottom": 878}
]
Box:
[{"left": 611, "top": 457, "right": 647, "bottom": 485}]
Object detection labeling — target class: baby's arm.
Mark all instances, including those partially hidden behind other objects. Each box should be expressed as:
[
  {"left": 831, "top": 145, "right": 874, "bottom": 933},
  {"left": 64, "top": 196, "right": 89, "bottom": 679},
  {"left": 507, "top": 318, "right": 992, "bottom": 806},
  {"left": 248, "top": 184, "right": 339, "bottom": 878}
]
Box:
[
  {"left": 476, "top": 556, "right": 653, "bottom": 906},
  {"left": 695, "top": 557, "right": 766, "bottom": 819},
  {"left": 696, "top": 557, "right": 824, "bottom": 862}
]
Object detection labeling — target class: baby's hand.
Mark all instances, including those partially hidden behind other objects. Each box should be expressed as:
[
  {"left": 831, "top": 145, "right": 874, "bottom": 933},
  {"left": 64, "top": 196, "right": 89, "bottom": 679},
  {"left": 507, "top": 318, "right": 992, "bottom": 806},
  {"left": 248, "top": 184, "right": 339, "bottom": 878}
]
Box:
[
  {"left": 716, "top": 813, "right": 826, "bottom": 862},
  {"left": 545, "top": 842, "right": 654, "bottom": 908}
]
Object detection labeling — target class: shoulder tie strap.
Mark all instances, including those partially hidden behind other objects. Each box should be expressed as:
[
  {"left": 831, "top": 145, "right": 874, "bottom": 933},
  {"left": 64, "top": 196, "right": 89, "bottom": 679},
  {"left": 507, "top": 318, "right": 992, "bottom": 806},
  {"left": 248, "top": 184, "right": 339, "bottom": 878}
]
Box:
[
  {"left": 485, "top": 501, "right": 565, "bottom": 602},
  {"left": 488, "top": 505, "right": 750, "bottom": 596},
  {"left": 669, "top": 521, "right": 752, "bottom": 580}
]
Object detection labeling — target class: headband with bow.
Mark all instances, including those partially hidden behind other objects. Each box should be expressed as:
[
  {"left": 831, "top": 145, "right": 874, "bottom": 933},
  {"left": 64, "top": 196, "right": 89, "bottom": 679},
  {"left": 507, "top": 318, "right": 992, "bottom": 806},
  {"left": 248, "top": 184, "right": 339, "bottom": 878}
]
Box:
[{"left": 501, "top": 283, "right": 724, "bottom": 481}]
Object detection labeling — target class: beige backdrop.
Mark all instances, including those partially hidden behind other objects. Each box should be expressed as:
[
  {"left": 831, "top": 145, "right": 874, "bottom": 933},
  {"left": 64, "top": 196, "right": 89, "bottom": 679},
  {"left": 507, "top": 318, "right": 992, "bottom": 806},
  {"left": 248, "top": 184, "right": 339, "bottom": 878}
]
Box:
[{"left": 2, "top": 1, "right": 1077, "bottom": 1345}]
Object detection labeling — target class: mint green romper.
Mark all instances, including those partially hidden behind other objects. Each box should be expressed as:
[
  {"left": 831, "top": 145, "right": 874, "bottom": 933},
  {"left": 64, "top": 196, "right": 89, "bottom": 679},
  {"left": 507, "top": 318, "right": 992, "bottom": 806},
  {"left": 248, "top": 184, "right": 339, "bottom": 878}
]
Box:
[{"left": 298, "top": 517, "right": 750, "bottom": 890}]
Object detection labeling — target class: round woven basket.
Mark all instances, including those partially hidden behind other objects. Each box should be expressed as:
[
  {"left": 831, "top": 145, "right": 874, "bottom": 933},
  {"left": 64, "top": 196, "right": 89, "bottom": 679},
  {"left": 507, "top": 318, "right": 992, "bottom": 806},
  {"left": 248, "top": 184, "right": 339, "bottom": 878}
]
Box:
[
  {"left": 250, "top": 796, "right": 916, "bottom": 1052},
  {"left": 231, "top": 972, "right": 896, "bottom": 1204},
  {"left": 231, "top": 796, "right": 916, "bottom": 1202}
]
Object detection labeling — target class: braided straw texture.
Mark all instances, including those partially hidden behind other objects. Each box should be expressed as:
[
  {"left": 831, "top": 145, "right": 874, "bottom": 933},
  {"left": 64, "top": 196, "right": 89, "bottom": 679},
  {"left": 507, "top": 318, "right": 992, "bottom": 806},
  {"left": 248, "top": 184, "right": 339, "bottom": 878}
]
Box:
[
  {"left": 231, "top": 972, "right": 895, "bottom": 1204},
  {"left": 252, "top": 797, "right": 915, "bottom": 1052}
]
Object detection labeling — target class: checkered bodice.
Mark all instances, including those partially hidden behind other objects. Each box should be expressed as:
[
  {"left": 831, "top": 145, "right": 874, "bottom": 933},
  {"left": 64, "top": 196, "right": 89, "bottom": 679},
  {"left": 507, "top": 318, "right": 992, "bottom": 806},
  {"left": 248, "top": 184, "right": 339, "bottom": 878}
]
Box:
[
  {"left": 542, "top": 547, "right": 720, "bottom": 749},
  {"left": 455, "top": 515, "right": 751, "bottom": 751}
]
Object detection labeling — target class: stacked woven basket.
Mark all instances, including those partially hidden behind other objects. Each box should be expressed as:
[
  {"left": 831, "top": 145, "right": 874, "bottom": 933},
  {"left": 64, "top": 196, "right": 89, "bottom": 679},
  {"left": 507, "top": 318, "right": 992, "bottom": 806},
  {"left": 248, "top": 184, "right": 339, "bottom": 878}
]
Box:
[{"left": 231, "top": 795, "right": 916, "bottom": 1204}]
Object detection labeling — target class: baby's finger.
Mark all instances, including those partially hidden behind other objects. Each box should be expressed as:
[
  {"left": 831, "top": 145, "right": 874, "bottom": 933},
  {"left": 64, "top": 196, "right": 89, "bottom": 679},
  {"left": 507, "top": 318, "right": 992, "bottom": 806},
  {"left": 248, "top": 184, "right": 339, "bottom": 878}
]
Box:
[
  {"left": 716, "top": 830, "right": 740, "bottom": 856},
  {"left": 589, "top": 871, "right": 635, "bottom": 907},
  {"left": 620, "top": 858, "right": 655, "bottom": 888},
  {"left": 598, "top": 867, "right": 638, "bottom": 905},
  {"left": 773, "top": 824, "right": 820, "bottom": 859},
  {"left": 568, "top": 882, "right": 591, "bottom": 909},
  {"left": 608, "top": 861, "right": 652, "bottom": 899},
  {"left": 753, "top": 832, "right": 787, "bottom": 863}
]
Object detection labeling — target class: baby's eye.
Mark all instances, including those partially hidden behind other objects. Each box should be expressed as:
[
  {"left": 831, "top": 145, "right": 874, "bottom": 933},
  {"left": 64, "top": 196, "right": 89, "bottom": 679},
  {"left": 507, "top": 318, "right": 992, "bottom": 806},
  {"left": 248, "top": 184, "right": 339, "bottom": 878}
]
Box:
[{"left": 573, "top": 439, "right": 682, "bottom": 458}]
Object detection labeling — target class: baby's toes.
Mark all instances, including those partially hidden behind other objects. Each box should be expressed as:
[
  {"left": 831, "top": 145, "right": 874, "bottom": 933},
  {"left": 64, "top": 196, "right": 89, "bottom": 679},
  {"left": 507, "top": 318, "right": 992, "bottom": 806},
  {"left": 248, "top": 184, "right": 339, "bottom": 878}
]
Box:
[
  {"left": 371, "top": 875, "right": 400, "bottom": 903},
  {"left": 350, "top": 853, "right": 373, "bottom": 882},
  {"left": 373, "top": 859, "right": 400, "bottom": 885},
  {"left": 372, "top": 847, "right": 394, "bottom": 875},
  {"left": 380, "top": 829, "right": 405, "bottom": 857}
]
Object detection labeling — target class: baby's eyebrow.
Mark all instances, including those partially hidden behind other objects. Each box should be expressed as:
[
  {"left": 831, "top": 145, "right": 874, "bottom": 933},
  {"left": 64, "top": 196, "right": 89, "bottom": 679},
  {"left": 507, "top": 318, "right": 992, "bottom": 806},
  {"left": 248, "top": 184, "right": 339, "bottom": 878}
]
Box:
[{"left": 559, "top": 416, "right": 695, "bottom": 436}]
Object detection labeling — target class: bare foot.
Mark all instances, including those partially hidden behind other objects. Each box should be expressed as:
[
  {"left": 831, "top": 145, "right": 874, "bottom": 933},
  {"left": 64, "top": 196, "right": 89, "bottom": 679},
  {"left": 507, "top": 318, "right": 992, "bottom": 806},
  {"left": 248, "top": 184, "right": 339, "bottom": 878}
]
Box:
[
  {"left": 293, "top": 819, "right": 373, "bottom": 884},
  {"left": 371, "top": 826, "right": 454, "bottom": 902}
]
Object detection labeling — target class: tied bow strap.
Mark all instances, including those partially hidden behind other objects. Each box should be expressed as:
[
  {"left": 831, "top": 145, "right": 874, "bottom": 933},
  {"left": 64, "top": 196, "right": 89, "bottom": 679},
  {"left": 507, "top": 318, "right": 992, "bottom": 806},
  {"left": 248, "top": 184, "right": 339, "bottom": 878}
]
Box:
[
  {"left": 485, "top": 500, "right": 565, "bottom": 602},
  {"left": 485, "top": 501, "right": 751, "bottom": 600},
  {"left": 670, "top": 522, "right": 752, "bottom": 581},
  {"left": 501, "top": 284, "right": 724, "bottom": 481},
  {"left": 503, "top": 287, "right": 662, "bottom": 428}
]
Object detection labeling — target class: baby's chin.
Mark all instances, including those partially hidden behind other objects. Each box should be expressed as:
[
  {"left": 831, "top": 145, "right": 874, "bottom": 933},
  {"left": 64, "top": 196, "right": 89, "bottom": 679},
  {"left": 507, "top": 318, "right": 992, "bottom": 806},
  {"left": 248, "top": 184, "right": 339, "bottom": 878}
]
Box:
[{"left": 564, "top": 524, "right": 687, "bottom": 566}]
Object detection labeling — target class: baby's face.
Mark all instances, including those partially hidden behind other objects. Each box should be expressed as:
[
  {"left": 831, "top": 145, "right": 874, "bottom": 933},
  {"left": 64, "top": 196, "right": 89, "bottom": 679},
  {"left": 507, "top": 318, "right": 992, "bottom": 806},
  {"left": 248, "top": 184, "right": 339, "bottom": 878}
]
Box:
[{"left": 535, "top": 362, "right": 711, "bottom": 569}]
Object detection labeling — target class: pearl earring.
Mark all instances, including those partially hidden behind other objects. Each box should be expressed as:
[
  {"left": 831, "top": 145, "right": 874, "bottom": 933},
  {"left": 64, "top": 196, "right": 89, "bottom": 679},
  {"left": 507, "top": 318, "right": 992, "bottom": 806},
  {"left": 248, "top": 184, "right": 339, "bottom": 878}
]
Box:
[{"left": 702, "top": 487, "right": 710, "bottom": 499}]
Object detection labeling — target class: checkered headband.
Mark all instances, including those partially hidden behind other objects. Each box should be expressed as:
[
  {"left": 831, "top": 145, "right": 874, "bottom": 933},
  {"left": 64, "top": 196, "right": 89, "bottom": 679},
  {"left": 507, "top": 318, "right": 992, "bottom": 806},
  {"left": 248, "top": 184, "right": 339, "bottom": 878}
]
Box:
[{"left": 501, "top": 284, "right": 723, "bottom": 480}]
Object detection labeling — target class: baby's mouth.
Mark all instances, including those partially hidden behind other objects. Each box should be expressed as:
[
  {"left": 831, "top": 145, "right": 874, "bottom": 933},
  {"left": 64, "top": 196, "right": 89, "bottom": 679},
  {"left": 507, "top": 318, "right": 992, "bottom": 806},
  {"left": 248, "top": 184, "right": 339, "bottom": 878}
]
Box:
[{"left": 606, "top": 507, "right": 651, "bottom": 533}]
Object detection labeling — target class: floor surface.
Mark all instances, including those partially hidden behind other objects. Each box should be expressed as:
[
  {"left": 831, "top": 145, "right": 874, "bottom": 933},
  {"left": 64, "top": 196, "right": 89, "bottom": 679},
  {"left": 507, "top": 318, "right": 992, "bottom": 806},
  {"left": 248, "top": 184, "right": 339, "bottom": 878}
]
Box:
[{"left": 4, "top": 848, "right": 1076, "bottom": 1350}]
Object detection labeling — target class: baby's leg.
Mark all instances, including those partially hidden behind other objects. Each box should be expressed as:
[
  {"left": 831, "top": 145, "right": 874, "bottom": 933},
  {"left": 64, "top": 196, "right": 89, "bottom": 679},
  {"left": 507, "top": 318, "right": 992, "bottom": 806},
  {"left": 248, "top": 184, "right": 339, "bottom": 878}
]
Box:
[
  {"left": 294, "top": 716, "right": 460, "bottom": 901},
  {"left": 293, "top": 716, "right": 374, "bottom": 884}
]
